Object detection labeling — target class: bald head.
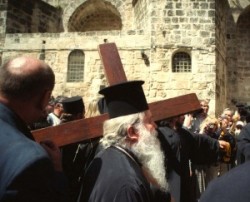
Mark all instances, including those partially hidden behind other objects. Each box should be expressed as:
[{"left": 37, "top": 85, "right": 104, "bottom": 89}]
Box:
[
  {"left": 7, "top": 56, "right": 44, "bottom": 73},
  {"left": 0, "top": 56, "right": 55, "bottom": 100}
]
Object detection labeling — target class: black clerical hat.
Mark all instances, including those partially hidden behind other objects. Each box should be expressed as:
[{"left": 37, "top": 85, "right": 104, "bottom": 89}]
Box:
[
  {"left": 62, "top": 96, "right": 84, "bottom": 115},
  {"left": 99, "top": 81, "right": 149, "bottom": 118}
]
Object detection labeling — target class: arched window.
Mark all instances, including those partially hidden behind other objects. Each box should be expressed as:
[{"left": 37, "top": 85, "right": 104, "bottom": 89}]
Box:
[
  {"left": 172, "top": 52, "right": 191, "bottom": 72},
  {"left": 67, "top": 50, "right": 84, "bottom": 82}
]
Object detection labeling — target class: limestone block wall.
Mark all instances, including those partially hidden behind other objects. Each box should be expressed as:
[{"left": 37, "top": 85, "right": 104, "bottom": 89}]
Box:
[
  {"left": 2, "top": 31, "right": 152, "bottom": 107},
  {"left": 1, "top": 0, "right": 218, "bottom": 113},
  {"left": 147, "top": 0, "right": 217, "bottom": 114},
  {"left": 1, "top": 0, "right": 250, "bottom": 114},
  {"left": 134, "top": 0, "right": 150, "bottom": 30}
]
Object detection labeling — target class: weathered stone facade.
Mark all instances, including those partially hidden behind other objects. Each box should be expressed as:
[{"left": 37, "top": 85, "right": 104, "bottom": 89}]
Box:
[{"left": 0, "top": 0, "right": 250, "bottom": 116}]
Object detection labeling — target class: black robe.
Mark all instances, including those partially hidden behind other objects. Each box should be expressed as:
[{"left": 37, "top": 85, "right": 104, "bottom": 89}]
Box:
[
  {"left": 78, "top": 146, "right": 170, "bottom": 202},
  {"left": 237, "top": 123, "right": 250, "bottom": 164},
  {"left": 158, "top": 126, "right": 220, "bottom": 202}
]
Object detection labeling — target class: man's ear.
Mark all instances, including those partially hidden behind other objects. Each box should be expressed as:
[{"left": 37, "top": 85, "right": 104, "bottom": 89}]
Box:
[
  {"left": 38, "top": 90, "right": 52, "bottom": 111},
  {"left": 127, "top": 126, "right": 139, "bottom": 142}
]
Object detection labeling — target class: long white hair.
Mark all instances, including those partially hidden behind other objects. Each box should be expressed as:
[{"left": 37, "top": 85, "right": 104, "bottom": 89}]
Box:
[
  {"left": 100, "top": 111, "right": 168, "bottom": 192},
  {"left": 100, "top": 112, "right": 144, "bottom": 148}
]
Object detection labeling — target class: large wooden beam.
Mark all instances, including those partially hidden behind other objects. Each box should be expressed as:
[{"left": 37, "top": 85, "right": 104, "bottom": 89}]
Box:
[
  {"left": 98, "top": 43, "right": 127, "bottom": 85},
  {"left": 33, "top": 114, "right": 108, "bottom": 147},
  {"left": 150, "top": 93, "right": 200, "bottom": 121},
  {"left": 32, "top": 93, "right": 200, "bottom": 147}
]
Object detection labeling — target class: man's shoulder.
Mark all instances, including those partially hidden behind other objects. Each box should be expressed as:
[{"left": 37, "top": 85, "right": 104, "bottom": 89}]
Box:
[
  {"left": 1, "top": 130, "right": 48, "bottom": 163},
  {"left": 89, "top": 147, "right": 145, "bottom": 180},
  {"left": 0, "top": 120, "right": 50, "bottom": 199},
  {"left": 0, "top": 119, "right": 48, "bottom": 165}
]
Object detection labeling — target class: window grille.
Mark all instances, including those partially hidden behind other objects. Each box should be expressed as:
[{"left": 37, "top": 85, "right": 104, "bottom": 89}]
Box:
[
  {"left": 172, "top": 52, "right": 191, "bottom": 72},
  {"left": 67, "top": 50, "right": 84, "bottom": 82}
]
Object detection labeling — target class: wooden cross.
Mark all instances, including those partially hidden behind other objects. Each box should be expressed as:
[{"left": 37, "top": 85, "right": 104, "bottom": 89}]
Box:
[{"left": 32, "top": 43, "right": 201, "bottom": 146}]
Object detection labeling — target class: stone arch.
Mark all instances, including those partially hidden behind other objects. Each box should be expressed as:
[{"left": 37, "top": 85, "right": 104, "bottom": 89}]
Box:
[
  {"left": 236, "top": 4, "right": 250, "bottom": 24},
  {"left": 228, "top": 0, "right": 250, "bottom": 23},
  {"left": 228, "top": 0, "right": 250, "bottom": 10},
  {"left": 63, "top": 0, "right": 123, "bottom": 32}
]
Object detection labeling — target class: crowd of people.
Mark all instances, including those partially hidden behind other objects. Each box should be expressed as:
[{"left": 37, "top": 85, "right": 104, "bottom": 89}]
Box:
[{"left": 1, "top": 56, "right": 250, "bottom": 202}]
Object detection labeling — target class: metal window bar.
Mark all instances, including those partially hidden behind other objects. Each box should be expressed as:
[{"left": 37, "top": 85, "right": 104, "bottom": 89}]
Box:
[
  {"left": 67, "top": 50, "right": 85, "bottom": 82},
  {"left": 173, "top": 52, "right": 191, "bottom": 73}
]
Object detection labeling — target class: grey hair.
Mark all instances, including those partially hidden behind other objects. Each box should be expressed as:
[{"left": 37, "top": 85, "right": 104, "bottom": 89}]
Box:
[
  {"left": 100, "top": 112, "right": 146, "bottom": 148},
  {"left": 223, "top": 108, "right": 234, "bottom": 114}
]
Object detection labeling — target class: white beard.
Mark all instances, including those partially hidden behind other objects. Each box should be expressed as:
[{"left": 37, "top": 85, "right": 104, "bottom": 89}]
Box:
[{"left": 130, "top": 125, "right": 168, "bottom": 192}]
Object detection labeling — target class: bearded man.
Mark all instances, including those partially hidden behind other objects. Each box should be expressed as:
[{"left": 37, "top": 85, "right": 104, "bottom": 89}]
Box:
[{"left": 77, "top": 81, "right": 170, "bottom": 202}]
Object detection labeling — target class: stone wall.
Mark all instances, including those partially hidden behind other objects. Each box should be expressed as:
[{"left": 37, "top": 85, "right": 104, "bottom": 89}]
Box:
[
  {"left": 0, "top": 0, "right": 7, "bottom": 50},
  {"left": 6, "top": 0, "right": 63, "bottom": 33},
  {"left": 134, "top": 0, "right": 150, "bottom": 30},
  {"left": 1, "top": 0, "right": 250, "bottom": 113},
  {"left": 225, "top": 3, "right": 250, "bottom": 107},
  {"left": 226, "top": 8, "right": 238, "bottom": 109},
  {"left": 2, "top": 32, "right": 151, "bottom": 106},
  {"left": 215, "top": 0, "right": 229, "bottom": 114},
  {"left": 148, "top": 0, "right": 217, "bottom": 114},
  {"left": 235, "top": 7, "right": 250, "bottom": 104}
]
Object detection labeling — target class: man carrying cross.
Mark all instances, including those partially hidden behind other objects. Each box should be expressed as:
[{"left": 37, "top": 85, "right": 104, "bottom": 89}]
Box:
[
  {"left": 77, "top": 80, "right": 171, "bottom": 202},
  {"left": 0, "top": 56, "right": 69, "bottom": 201}
]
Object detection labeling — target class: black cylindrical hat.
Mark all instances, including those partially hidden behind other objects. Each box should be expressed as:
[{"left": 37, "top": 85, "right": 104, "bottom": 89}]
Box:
[
  {"left": 62, "top": 96, "right": 84, "bottom": 115},
  {"left": 99, "top": 81, "right": 149, "bottom": 118}
]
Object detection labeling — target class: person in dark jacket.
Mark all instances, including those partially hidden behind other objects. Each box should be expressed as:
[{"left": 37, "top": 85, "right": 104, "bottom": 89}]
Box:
[
  {"left": 70, "top": 97, "right": 106, "bottom": 201},
  {"left": 78, "top": 81, "right": 171, "bottom": 202},
  {"left": 0, "top": 56, "right": 68, "bottom": 202},
  {"left": 60, "top": 96, "right": 86, "bottom": 201},
  {"left": 236, "top": 123, "right": 250, "bottom": 164},
  {"left": 157, "top": 115, "right": 230, "bottom": 202}
]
